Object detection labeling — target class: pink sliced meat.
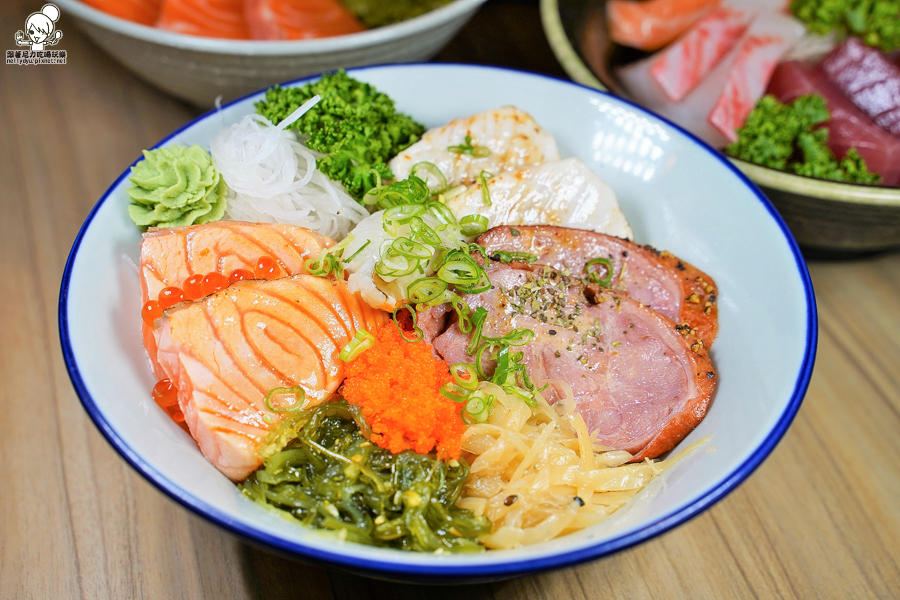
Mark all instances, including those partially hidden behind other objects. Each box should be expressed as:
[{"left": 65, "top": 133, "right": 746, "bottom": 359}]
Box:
[
  {"left": 650, "top": 6, "right": 751, "bottom": 102},
  {"left": 708, "top": 13, "right": 805, "bottom": 142},
  {"left": 822, "top": 37, "right": 900, "bottom": 137},
  {"left": 477, "top": 225, "right": 719, "bottom": 346},
  {"left": 432, "top": 265, "right": 717, "bottom": 460},
  {"left": 767, "top": 60, "right": 900, "bottom": 186}
]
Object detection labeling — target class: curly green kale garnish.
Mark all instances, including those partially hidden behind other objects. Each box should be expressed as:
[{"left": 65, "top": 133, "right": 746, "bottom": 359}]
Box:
[
  {"left": 255, "top": 71, "right": 426, "bottom": 201},
  {"left": 790, "top": 0, "right": 900, "bottom": 51},
  {"left": 727, "top": 94, "right": 881, "bottom": 185},
  {"left": 240, "top": 400, "right": 491, "bottom": 552}
]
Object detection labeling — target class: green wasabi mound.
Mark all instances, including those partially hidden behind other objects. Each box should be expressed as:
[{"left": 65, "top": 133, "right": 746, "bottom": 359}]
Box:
[{"left": 126, "top": 145, "right": 227, "bottom": 230}]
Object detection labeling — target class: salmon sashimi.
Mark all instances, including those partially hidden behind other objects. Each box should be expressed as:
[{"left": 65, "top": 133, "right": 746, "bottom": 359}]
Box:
[
  {"left": 708, "top": 12, "right": 805, "bottom": 142},
  {"left": 607, "top": 0, "right": 721, "bottom": 52},
  {"left": 140, "top": 221, "right": 333, "bottom": 378},
  {"left": 156, "top": 0, "right": 251, "bottom": 39},
  {"left": 82, "top": 0, "right": 162, "bottom": 25},
  {"left": 154, "top": 276, "right": 387, "bottom": 481},
  {"left": 244, "top": 0, "right": 365, "bottom": 40},
  {"left": 388, "top": 106, "right": 561, "bottom": 188},
  {"left": 649, "top": 7, "right": 751, "bottom": 102},
  {"left": 432, "top": 265, "right": 716, "bottom": 461},
  {"left": 477, "top": 225, "right": 719, "bottom": 346}
]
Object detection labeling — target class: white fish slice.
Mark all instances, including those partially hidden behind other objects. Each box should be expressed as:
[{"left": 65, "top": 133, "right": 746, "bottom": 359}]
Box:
[
  {"left": 388, "top": 106, "right": 561, "bottom": 188},
  {"left": 446, "top": 158, "right": 633, "bottom": 240}
]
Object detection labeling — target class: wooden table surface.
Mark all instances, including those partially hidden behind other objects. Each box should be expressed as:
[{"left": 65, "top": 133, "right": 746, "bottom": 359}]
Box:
[{"left": 2, "top": 1, "right": 899, "bottom": 598}]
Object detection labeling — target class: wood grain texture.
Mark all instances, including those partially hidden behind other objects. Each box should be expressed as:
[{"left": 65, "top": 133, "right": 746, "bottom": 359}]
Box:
[{"left": 1, "top": 1, "right": 899, "bottom": 598}]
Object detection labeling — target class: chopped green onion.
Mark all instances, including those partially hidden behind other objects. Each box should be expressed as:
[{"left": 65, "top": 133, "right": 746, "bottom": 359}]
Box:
[
  {"left": 448, "top": 135, "right": 491, "bottom": 158},
  {"left": 503, "top": 385, "right": 538, "bottom": 408},
  {"left": 407, "top": 277, "right": 448, "bottom": 304},
  {"left": 461, "top": 390, "right": 494, "bottom": 424},
  {"left": 363, "top": 175, "right": 430, "bottom": 209},
  {"left": 339, "top": 329, "right": 376, "bottom": 362},
  {"left": 465, "top": 308, "right": 489, "bottom": 356},
  {"left": 265, "top": 386, "right": 306, "bottom": 413},
  {"left": 484, "top": 328, "right": 535, "bottom": 347},
  {"left": 478, "top": 170, "right": 493, "bottom": 206},
  {"left": 491, "top": 251, "right": 537, "bottom": 264},
  {"left": 437, "top": 256, "right": 481, "bottom": 285},
  {"left": 407, "top": 217, "right": 441, "bottom": 247},
  {"left": 384, "top": 203, "right": 427, "bottom": 227},
  {"left": 391, "top": 237, "right": 432, "bottom": 260},
  {"left": 425, "top": 200, "right": 458, "bottom": 226},
  {"left": 460, "top": 214, "right": 489, "bottom": 237},
  {"left": 375, "top": 253, "right": 418, "bottom": 278},
  {"left": 392, "top": 304, "right": 424, "bottom": 343},
  {"left": 342, "top": 239, "right": 371, "bottom": 264},
  {"left": 410, "top": 162, "right": 447, "bottom": 194},
  {"left": 586, "top": 257, "right": 614, "bottom": 287},
  {"left": 442, "top": 184, "right": 468, "bottom": 201},
  {"left": 440, "top": 382, "right": 471, "bottom": 403},
  {"left": 450, "top": 363, "right": 479, "bottom": 390}
]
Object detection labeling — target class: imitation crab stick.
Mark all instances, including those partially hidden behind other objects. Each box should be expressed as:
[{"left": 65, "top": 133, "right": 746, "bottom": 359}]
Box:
[
  {"left": 607, "top": 0, "right": 721, "bottom": 52},
  {"left": 157, "top": 0, "right": 251, "bottom": 39},
  {"left": 82, "top": 0, "right": 162, "bottom": 25},
  {"left": 244, "top": 0, "right": 365, "bottom": 40}
]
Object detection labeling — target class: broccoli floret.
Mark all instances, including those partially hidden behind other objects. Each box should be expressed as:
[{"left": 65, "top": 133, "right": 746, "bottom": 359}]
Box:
[
  {"left": 727, "top": 94, "right": 881, "bottom": 185},
  {"left": 790, "top": 0, "right": 900, "bottom": 51},
  {"left": 255, "top": 70, "right": 425, "bottom": 200}
]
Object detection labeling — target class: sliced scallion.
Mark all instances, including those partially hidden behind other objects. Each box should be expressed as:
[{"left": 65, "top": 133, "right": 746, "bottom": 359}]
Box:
[
  {"left": 339, "top": 329, "right": 376, "bottom": 362},
  {"left": 586, "top": 257, "right": 614, "bottom": 287},
  {"left": 460, "top": 214, "right": 489, "bottom": 237},
  {"left": 265, "top": 386, "right": 306, "bottom": 413}
]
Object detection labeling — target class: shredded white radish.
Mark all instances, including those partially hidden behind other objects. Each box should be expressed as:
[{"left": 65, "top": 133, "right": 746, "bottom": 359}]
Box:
[{"left": 210, "top": 98, "right": 368, "bottom": 240}]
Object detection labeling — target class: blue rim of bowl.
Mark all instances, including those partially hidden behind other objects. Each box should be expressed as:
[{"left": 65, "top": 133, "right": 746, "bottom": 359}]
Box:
[{"left": 59, "top": 63, "right": 817, "bottom": 578}]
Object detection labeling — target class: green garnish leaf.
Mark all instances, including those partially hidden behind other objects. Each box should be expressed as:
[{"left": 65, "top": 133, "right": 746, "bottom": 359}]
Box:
[
  {"left": 448, "top": 135, "right": 491, "bottom": 158},
  {"left": 255, "top": 71, "right": 426, "bottom": 201},
  {"left": 727, "top": 94, "right": 881, "bottom": 185}
]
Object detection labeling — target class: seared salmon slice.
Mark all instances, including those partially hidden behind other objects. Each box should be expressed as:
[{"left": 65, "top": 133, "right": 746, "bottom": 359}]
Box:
[
  {"left": 154, "top": 276, "right": 387, "bottom": 481},
  {"left": 140, "top": 221, "right": 333, "bottom": 378}
]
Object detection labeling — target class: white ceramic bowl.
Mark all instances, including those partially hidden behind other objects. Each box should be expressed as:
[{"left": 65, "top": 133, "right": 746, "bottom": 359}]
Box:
[
  {"left": 59, "top": 64, "right": 817, "bottom": 582},
  {"left": 55, "top": 0, "right": 487, "bottom": 106}
]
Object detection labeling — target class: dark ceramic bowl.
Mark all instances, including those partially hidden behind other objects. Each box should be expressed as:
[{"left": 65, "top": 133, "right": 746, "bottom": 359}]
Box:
[{"left": 540, "top": 0, "right": 900, "bottom": 254}]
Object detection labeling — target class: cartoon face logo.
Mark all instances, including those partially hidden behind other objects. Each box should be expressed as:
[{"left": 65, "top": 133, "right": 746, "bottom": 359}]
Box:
[{"left": 15, "top": 4, "right": 63, "bottom": 52}]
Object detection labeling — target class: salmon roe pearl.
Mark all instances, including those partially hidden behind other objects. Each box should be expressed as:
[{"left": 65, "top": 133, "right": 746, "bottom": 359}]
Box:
[
  {"left": 158, "top": 286, "right": 186, "bottom": 310},
  {"left": 152, "top": 379, "right": 185, "bottom": 423},
  {"left": 201, "top": 272, "right": 229, "bottom": 296},
  {"left": 255, "top": 256, "right": 280, "bottom": 279},
  {"left": 229, "top": 268, "right": 254, "bottom": 284},
  {"left": 183, "top": 274, "right": 205, "bottom": 300},
  {"left": 142, "top": 301, "right": 163, "bottom": 327}
]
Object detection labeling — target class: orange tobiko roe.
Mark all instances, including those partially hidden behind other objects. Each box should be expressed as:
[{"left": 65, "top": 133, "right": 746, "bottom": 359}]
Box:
[{"left": 341, "top": 325, "right": 465, "bottom": 460}]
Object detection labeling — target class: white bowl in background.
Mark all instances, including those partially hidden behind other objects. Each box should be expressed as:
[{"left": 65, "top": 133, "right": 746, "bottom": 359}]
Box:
[
  {"left": 55, "top": 0, "right": 487, "bottom": 106},
  {"left": 60, "top": 64, "right": 816, "bottom": 582}
]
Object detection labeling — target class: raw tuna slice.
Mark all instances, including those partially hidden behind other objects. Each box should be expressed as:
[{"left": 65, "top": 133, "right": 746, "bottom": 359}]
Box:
[
  {"left": 767, "top": 61, "right": 900, "bottom": 186},
  {"left": 649, "top": 6, "right": 751, "bottom": 102},
  {"left": 708, "top": 12, "right": 805, "bottom": 142},
  {"left": 607, "top": 0, "right": 721, "bottom": 52},
  {"left": 477, "top": 225, "right": 719, "bottom": 346},
  {"left": 154, "top": 276, "right": 387, "bottom": 481},
  {"left": 432, "top": 265, "right": 716, "bottom": 460},
  {"left": 822, "top": 37, "right": 900, "bottom": 137},
  {"left": 140, "top": 221, "right": 333, "bottom": 379},
  {"left": 244, "top": 0, "right": 365, "bottom": 40}
]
